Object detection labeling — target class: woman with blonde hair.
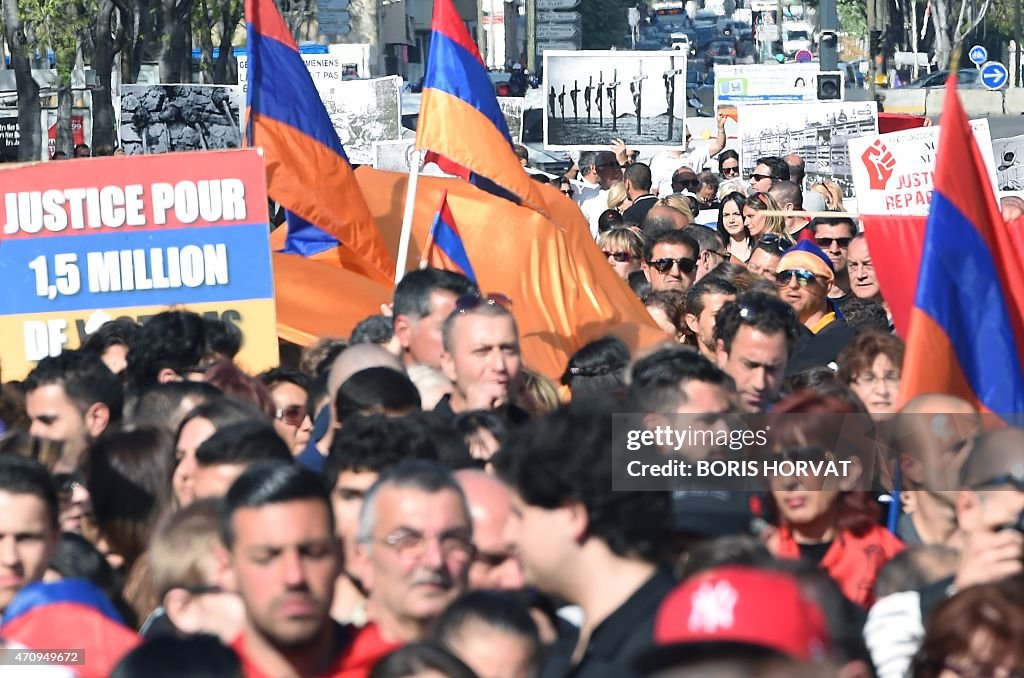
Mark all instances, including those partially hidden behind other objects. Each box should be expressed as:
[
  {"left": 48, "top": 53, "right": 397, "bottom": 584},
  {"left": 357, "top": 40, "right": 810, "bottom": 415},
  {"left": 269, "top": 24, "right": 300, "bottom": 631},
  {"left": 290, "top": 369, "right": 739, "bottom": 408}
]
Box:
[
  {"left": 810, "top": 180, "right": 843, "bottom": 211},
  {"left": 607, "top": 181, "right": 631, "bottom": 213},
  {"left": 655, "top": 194, "right": 693, "bottom": 225},
  {"left": 597, "top": 227, "right": 644, "bottom": 279},
  {"left": 743, "top": 191, "right": 787, "bottom": 239}
]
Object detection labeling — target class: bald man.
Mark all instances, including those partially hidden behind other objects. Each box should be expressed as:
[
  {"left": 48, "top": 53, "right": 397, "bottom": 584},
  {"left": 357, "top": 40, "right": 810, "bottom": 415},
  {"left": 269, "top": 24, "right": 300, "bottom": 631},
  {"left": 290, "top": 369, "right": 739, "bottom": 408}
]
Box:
[
  {"left": 454, "top": 469, "right": 524, "bottom": 590},
  {"left": 892, "top": 394, "right": 981, "bottom": 547},
  {"left": 1000, "top": 195, "right": 1024, "bottom": 223}
]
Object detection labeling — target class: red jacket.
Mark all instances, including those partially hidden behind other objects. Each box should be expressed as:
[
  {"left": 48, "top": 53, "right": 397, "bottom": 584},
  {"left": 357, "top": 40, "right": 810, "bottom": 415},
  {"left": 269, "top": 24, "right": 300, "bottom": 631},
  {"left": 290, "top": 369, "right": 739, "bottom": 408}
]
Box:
[
  {"left": 771, "top": 523, "right": 905, "bottom": 607},
  {"left": 233, "top": 622, "right": 401, "bottom": 678}
]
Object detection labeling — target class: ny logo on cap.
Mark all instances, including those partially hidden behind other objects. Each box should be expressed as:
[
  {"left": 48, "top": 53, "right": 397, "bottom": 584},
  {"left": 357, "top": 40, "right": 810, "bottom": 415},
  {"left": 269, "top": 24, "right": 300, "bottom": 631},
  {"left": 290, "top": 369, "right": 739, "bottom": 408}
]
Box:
[{"left": 688, "top": 581, "right": 739, "bottom": 633}]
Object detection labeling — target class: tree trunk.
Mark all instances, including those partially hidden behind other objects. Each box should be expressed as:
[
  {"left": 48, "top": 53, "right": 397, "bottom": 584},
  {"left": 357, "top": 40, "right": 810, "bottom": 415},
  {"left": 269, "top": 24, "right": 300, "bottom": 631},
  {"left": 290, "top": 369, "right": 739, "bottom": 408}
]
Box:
[
  {"left": 196, "top": 0, "right": 215, "bottom": 83},
  {"left": 931, "top": 0, "right": 951, "bottom": 68},
  {"left": 130, "top": 0, "right": 155, "bottom": 83},
  {"left": 55, "top": 81, "right": 73, "bottom": 157},
  {"left": 213, "top": 0, "right": 242, "bottom": 84},
  {"left": 159, "top": 0, "right": 194, "bottom": 83},
  {"left": 3, "top": 0, "right": 41, "bottom": 160},
  {"left": 93, "top": 0, "right": 120, "bottom": 149}
]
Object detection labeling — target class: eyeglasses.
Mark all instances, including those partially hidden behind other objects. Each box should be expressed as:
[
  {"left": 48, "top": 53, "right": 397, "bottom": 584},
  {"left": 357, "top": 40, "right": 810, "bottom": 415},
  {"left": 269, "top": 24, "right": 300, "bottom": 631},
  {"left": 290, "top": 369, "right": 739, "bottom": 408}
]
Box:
[
  {"left": 603, "top": 250, "right": 633, "bottom": 263},
  {"left": 560, "top": 188, "right": 574, "bottom": 196},
  {"left": 648, "top": 257, "right": 697, "bottom": 274},
  {"left": 275, "top": 404, "right": 307, "bottom": 427},
  {"left": 455, "top": 292, "right": 513, "bottom": 313},
  {"left": 775, "top": 268, "right": 821, "bottom": 287},
  {"left": 757, "top": 233, "right": 794, "bottom": 256},
  {"left": 749, "top": 173, "right": 773, "bottom": 183},
  {"left": 721, "top": 166, "right": 740, "bottom": 177},
  {"left": 853, "top": 372, "right": 901, "bottom": 387},
  {"left": 815, "top": 236, "right": 852, "bottom": 249},
  {"left": 673, "top": 178, "right": 700, "bottom": 189},
  {"left": 370, "top": 528, "right": 476, "bottom": 563}
]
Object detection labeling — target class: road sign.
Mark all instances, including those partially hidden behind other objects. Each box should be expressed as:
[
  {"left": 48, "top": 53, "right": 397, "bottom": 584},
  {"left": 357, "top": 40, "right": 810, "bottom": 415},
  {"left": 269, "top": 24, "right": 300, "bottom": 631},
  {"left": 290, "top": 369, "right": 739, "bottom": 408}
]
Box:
[
  {"left": 537, "top": 40, "right": 580, "bottom": 52},
  {"left": 537, "top": 10, "right": 581, "bottom": 23},
  {"left": 536, "top": 0, "right": 577, "bottom": 9},
  {"left": 795, "top": 49, "right": 812, "bottom": 63},
  {"left": 969, "top": 45, "right": 988, "bottom": 66},
  {"left": 537, "top": 22, "right": 581, "bottom": 40},
  {"left": 981, "top": 61, "right": 1009, "bottom": 90},
  {"left": 319, "top": 0, "right": 351, "bottom": 34}
]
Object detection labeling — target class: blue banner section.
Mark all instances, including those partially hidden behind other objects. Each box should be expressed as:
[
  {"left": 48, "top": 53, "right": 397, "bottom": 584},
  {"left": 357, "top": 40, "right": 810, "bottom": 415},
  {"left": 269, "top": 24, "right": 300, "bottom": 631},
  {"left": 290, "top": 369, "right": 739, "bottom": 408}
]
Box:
[{"left": 0, "top": 224, "right": 274, "bottom": 315}]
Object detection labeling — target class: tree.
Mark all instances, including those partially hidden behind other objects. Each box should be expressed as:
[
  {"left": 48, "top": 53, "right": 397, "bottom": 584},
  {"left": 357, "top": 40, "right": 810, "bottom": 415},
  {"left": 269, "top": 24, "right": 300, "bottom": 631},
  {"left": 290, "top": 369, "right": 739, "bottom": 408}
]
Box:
[
  {"left": 928, "top": 0, "right": 992, "bottom": 67},
  {"left": 581, "top": 0, "right": 628, "bottom": 50},
  {"left": 3, "top": 0, "right": 41, "bottom": 160},
  {"left": 91, "top": 0, "right": 130, "bottom": 150},
  {"left": 194, "top": 0, "right": 243, "bottom": 84}
]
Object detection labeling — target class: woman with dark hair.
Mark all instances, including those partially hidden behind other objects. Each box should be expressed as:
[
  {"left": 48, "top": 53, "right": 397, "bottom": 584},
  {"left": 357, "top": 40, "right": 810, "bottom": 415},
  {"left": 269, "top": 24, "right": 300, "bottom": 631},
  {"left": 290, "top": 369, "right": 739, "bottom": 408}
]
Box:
[
  {"left": 453, "top": 411, "right": 508, "bottom": 467},
  {"left": 204, "top": 360, "right": 276, "bottom": 418},
  {"left": 561, "top": 336, "right": 630, "bottom": 399},
  {"left": 718, "top": 149, "right": 740, "bottom": 179},
  {"left": 370, "top": 643, "right": 479, "bottom": 678},
  {"left": 909, "top": 577, "right": 1024, "bottom": 678},
  {"left": 168, "top": 397, "right": 264, "bottom": 509},
  {"left": 644, "top": 290, "right": 688, "bottom": 343},
  {"left": 837, "top": 331, "right": 905, "bottom": 421},
  {"left": 717, "top": 191, "right": 753, "bottom": 263},
  {"left": 763, "top": 392, "right": 905, "bottom": 607},
  {"left": 258, "top": 368, "right": 314, "bottom": 455}
]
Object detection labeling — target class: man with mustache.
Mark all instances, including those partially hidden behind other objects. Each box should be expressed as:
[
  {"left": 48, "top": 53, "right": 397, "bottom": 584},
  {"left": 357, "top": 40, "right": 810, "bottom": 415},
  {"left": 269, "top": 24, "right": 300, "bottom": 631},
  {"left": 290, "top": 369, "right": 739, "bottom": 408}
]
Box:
[
  {"left": 221, "top": 461, "right": 399, "bottom": 677},
  {"left": 355, "top": 460, "right": 473, "bottom": 644}
]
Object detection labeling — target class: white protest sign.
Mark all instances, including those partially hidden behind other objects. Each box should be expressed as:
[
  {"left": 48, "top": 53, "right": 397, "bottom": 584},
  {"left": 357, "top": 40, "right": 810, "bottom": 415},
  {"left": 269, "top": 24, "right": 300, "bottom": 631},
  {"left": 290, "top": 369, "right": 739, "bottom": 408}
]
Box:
[
  {"left": 992, "top": 133, "right": 1024, "bottom": 191},
  {"left": 714, "top": 64, "right": 820, "bottom": 110},
  {"left": 847, "top": 119, "right": 998, "bottom": 215}
]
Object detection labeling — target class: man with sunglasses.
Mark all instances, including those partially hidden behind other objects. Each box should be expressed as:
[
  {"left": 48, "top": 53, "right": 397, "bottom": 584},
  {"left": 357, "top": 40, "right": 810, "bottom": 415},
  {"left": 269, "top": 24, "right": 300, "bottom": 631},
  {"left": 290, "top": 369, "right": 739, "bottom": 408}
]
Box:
[
  {"left": 621, "top": 163, "right": 658, "bottom": 224},
  {"left": 775, "top": 241, "right": 857, "bottom": 375},
  {"left": 746, "top": 234, "right": 793, "bottom": 282},
  {"left": 749, "top": 156, "right": 790, "bottom": 193},
  {"left": 641, "top": 229, "right": 700, "bottom": 293},
  {"left": 809, "top": 216, "right": 857, "bottom": 304}
]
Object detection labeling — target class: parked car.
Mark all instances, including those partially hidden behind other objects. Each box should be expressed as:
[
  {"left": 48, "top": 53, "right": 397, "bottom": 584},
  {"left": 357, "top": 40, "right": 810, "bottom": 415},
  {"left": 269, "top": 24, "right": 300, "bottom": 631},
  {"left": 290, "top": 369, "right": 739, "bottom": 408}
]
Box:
[{"left": 905, "top": 68, "right": 980, "bottom": 88}]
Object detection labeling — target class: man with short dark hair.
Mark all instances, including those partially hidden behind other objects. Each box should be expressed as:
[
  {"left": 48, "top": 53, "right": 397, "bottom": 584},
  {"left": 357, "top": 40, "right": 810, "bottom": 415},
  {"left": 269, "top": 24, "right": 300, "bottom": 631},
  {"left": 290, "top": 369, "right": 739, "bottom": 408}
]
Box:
[
  {"left": 749, "top": 156, "right": 790, "bottom": 193},
  {"left": 694, "top": 170, "right": 720, "bottom": 211},
  {"left": 685, "top": 277, "right": 738, "bottom": 361},
  {"left": 355, "top": 460, "right": 473, "bottom": 643},
  {"left": 579, "top": 150, "right": 624, "bottom": 237},
  {"left": 621, "top": 163, "right": 657, "bottom": 224},
  {"left": 23, "top": 349, "right": 123, "bottom": 472},
  {"left": 682, "top": 225, "right": 728, "bottom": 280},
  {"left": 641, "top": 229, "right": 700, "bottom": 293},
  {"left": 493, "top": 397, "right": 676, "bottom": 677},
  {"left": 0, "top": 456, "right": 60, "bottom": 615},
  {"left": 126, "top": 310, "right": 213, "bottom": 394},
  {"left": 438, "top": 299, "right": 526, "bottom": 421},
  {"left": 767, "top": 180, "right": 806, "bottom": 237},
  {"left": 746, "top": 234, "right": 792, "bottom": 282},
  {"left": 627, "top": 346, "right": 736, "bottom": 416},
  {"left": 193, "top": 422, "right": 293, "bottom": 500},
  {"left": 714, "top": 291, "right": 800, "bottom": 412},
  {"left": 670, "top": 166, "right": 699, "bottom": 196},
  {"left": 809, "top": 216, "right": 857, "bottom": 302},
  {"left": 222, "top": 461, "right": 398, "bottom": 677},
  {"left": 392, "top": 268, "right": 478, "bottom": 370}
]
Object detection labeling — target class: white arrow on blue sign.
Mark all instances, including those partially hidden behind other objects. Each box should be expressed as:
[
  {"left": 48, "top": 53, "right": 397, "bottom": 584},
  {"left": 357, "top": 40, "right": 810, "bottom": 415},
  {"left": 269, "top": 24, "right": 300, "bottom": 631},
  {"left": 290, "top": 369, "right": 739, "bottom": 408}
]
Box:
[
  {"left": 969, "top": 45, "right": 988, "bottom": 65},
  {"left": 980, "top": 61, "right": 1009, "bottom": 90}
]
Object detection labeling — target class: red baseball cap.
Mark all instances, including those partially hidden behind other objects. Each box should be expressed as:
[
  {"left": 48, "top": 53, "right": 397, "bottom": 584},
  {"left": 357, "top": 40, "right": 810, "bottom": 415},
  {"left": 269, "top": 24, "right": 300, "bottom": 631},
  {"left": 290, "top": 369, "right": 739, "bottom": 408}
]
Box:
[{"left": 647, "top": 566, "right": 830, "bottom": 667}]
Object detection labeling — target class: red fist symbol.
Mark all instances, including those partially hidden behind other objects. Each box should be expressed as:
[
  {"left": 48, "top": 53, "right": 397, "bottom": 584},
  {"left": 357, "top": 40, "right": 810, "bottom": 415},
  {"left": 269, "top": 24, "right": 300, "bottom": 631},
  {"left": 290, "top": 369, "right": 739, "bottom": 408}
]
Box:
[{"left": 861, "top": 140, "right": 896, "bottom": 190}]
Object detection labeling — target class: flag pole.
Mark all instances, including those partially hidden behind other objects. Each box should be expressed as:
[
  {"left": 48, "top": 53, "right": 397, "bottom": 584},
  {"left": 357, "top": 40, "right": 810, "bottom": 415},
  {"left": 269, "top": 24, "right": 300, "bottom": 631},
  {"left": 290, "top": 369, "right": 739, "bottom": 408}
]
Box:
[{"left": 396, "top": 148, "right": 424, "bottom": 283}]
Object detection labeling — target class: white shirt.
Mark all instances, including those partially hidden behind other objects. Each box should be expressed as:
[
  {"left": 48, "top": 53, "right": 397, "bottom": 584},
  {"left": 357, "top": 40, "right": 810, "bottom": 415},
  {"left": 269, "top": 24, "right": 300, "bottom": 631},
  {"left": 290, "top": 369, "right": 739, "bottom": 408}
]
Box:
[
  {"left": 650, "top": 146, "right": 713, "bottom": 197},
  {"left": 573, "top": 178, "right": 602, "bottom": 209},
  {"left": 580, "top": 189, "right": 610, "bottom": 239}
]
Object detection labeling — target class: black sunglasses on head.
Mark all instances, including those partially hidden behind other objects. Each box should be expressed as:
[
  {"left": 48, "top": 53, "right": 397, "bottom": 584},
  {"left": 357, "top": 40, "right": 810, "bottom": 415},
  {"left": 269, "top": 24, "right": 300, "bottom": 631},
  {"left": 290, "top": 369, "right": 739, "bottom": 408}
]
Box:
[
  {"left": 757, "top": 233, "right": 794, "bottom": 255},
  {"left": 648, "top": 257, "right": 697, "bottom": 274}
]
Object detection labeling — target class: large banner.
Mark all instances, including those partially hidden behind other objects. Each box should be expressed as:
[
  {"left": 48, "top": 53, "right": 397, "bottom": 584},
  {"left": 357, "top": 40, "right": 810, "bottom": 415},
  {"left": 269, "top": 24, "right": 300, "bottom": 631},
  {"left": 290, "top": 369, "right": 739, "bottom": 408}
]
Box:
[
  {"left": 119, "top": 85, "right": 244, "bottom": 155},
  {"left": 0, "top": 149, "right": 278, "bottom": 379},
  {"left": 847, "top": 120, "right": 998, "bottom": 215},
  {"left": 713, "top": 63, "right": 820, "bottom": 116},
  {"left": 992, "top": 133, "right": 1024, "bottom": 191},
  {"left": 738, "top": 101, "right": 877, "bottom": 197},
  {"left": 543, "top": 50, "right": 688, "bottom": 150}
]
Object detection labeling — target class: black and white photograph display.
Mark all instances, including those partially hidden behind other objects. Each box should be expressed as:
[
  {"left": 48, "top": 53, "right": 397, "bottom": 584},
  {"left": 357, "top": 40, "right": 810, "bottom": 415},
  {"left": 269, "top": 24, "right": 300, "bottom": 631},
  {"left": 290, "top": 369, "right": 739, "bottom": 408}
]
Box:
[
  {"left": 0, "top": 116, "right": 18, "bottom": 162},
  {"left": 738, "top": 101, "right": 878, "bottom": 197},
  {"left": 119, "top": 85, "right": 243, "bottom": 155},
  {"left": 993, "top": 133, "right": 1024, "bottom": 191},
  {"left": 324, "top": 75, "right": 402, "bottom": 165},
  {"left": 498, "top": 97, "right": 525, "bottom": 145},
  {"left": 373, "top": 139, "right": 416, "bottom": 172},
  {"left": 543, "top": 50, "right": 688, "bottom": 150}
]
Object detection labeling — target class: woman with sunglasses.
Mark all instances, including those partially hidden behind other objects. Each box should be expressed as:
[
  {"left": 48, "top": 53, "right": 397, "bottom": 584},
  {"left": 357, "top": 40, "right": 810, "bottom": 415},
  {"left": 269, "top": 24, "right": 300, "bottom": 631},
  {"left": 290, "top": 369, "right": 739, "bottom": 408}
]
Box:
[
  {"left": 597, "top": 227, "right": 644, "bottom": 279},
  {"left": 717, "top": 191, "right": 754, "bottom": 263},
  {"left": 743, "top": 191, "right": 787, "bottom": 239},
  {"left": 718, "top": 149, "right": 740, "bottom": 179},
  {"left": 763, "top": 392, "right": 905, "bottom": 608},
  {"left": 258, "top": 368, "right": 314, "bottom": 456}
]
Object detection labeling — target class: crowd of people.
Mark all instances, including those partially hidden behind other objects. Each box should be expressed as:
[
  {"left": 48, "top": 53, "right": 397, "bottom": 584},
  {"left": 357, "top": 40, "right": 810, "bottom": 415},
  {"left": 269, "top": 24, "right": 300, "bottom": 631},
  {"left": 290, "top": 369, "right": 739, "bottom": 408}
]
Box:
[{"left": 0, "top": 120, "right": 1023, "bottom": 678}]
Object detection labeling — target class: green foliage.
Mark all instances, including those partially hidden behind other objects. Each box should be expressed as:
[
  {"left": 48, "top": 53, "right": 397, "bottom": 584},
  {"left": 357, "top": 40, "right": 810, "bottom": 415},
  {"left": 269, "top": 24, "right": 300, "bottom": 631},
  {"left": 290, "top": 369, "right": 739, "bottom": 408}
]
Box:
[
  {"left": 837, "top": 0, "right": 867, "bottom": 40},
  {"left": 581, "top": 0, "right": 629, "bottom": 49},
  {"left": 21, "top": 0, "right": 90, "bottom": 82}
]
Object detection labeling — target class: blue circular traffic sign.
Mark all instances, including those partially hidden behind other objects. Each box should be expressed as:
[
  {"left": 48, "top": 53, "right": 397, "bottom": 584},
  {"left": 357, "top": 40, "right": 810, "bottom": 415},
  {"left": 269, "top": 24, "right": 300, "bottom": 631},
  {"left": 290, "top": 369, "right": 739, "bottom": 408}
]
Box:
[
  {"left": 795, "top": 49, "right": 812, "bottom": 64},
  {"left": 980, "top": 61, "right": 1009, "bottom": 90},
  {"left": 969, "top": 45, "right": 988, "bottom": 65}
]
